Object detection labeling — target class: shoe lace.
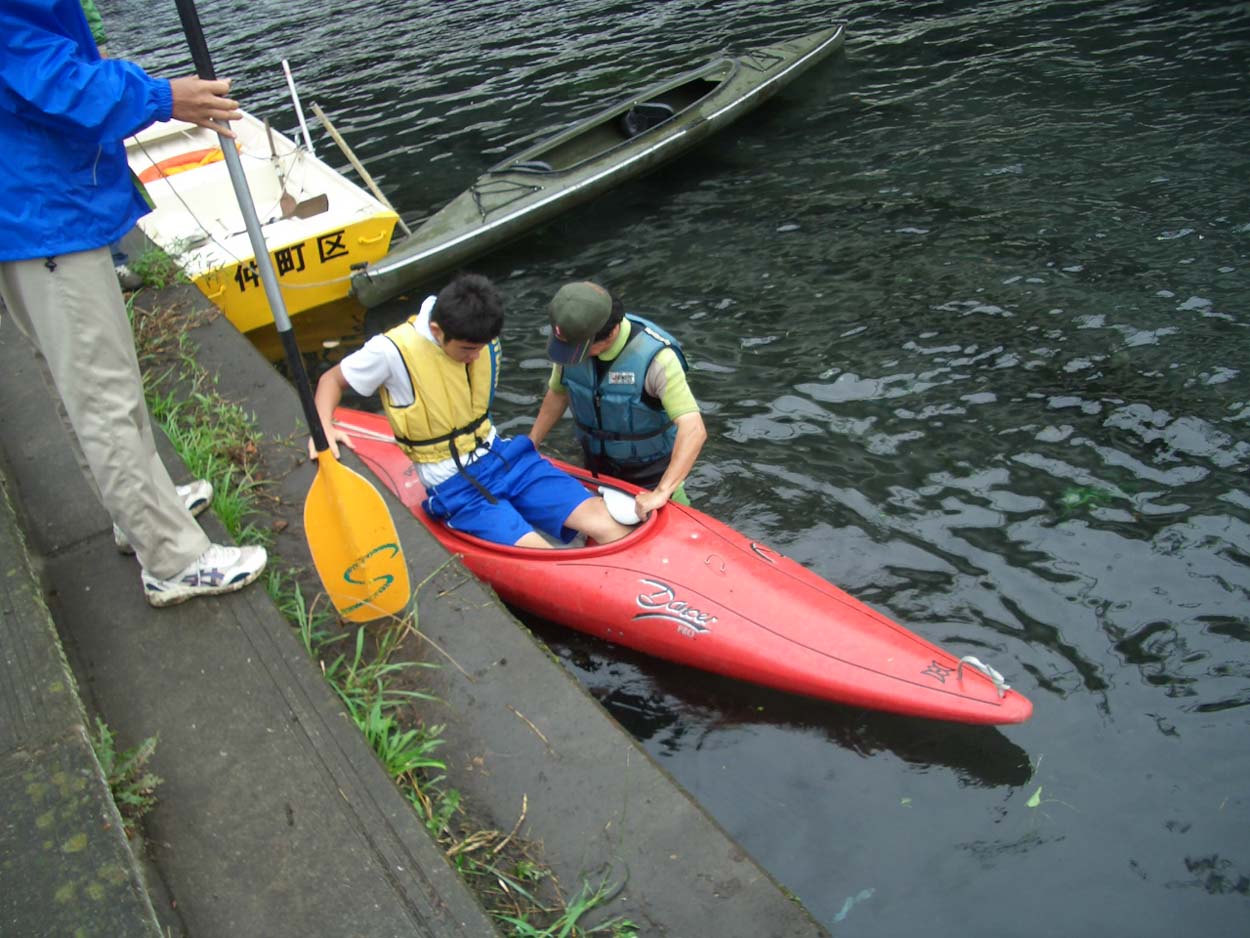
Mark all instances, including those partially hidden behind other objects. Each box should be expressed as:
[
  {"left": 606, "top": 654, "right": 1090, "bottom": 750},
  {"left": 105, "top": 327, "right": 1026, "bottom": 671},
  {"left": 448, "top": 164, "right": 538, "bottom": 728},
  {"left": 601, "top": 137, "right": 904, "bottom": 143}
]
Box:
[{"left": 196, "top": 544, "right": 238, "bottom": 569}]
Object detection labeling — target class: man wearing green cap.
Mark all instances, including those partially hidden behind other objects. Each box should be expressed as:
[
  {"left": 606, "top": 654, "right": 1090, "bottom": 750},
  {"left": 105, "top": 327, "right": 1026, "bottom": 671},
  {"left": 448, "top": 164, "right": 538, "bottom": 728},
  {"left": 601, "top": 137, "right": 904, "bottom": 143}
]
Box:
[{"left": 530, "top": 281, "right": 707, "bottom": 522}]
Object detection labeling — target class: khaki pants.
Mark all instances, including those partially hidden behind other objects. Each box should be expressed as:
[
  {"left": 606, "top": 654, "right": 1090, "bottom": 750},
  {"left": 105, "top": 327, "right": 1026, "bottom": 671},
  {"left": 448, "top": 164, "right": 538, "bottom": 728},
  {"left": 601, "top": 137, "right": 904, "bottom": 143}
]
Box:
[{"left": 0, "top": 248, "right": 209, "bottom": 578}]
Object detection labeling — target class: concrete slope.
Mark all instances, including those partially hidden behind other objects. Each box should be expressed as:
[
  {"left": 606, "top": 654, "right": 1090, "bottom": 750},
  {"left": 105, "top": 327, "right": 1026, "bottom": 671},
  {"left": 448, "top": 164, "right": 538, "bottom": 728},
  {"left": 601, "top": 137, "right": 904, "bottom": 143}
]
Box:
[
  {"left": 0, "top": 298, "right": 500, "bottom": 937},
  {"left": 0, "top": 459, "right": 163, "bottom": 938}
]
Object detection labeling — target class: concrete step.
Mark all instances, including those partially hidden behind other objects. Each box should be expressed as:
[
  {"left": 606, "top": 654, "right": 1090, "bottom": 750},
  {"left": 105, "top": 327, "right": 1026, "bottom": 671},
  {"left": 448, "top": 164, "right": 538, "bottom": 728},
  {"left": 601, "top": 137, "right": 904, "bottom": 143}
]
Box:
[{"left": 0, "top": 463, "right": 163, "bottom": 938}]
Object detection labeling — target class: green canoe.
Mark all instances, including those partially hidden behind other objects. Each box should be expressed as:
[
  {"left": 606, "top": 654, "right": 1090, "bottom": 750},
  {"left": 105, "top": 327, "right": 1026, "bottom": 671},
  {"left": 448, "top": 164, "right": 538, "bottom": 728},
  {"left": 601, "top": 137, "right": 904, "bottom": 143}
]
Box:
[{"left": 350, "top": 23, "right": 846, "bottom": 308}]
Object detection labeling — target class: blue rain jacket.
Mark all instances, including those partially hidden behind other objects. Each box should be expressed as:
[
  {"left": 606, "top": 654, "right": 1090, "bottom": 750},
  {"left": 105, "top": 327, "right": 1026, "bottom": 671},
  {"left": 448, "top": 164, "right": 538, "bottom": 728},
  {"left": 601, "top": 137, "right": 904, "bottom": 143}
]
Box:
[{"left": 0, "top": 0, "right": 172, "bottom": 261}]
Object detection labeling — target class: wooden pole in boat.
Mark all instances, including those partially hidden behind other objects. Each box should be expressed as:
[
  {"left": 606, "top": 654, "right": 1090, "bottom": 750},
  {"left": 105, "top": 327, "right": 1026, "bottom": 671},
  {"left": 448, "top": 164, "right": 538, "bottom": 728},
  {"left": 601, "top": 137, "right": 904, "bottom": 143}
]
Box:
[{"left": 309, "top": 101, "right": 413, "bottom": 237}]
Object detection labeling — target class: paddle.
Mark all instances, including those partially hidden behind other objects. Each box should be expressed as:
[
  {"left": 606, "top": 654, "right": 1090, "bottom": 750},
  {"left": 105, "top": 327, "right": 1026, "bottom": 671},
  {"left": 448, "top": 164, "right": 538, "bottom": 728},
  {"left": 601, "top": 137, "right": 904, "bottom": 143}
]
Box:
[
  {"left": 262, "top": 117, "right": 330, "bottom": 220},
  {"left": 175, "top": 0, "right": 411, "bottom": 622}
]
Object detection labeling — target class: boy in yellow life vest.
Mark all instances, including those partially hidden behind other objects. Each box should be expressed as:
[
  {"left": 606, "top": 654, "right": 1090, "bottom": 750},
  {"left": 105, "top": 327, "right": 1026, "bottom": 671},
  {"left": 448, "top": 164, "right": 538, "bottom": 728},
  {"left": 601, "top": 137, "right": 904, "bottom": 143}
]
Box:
[{"left": 313, "top": 273, "right": 633, "bottom": 549}]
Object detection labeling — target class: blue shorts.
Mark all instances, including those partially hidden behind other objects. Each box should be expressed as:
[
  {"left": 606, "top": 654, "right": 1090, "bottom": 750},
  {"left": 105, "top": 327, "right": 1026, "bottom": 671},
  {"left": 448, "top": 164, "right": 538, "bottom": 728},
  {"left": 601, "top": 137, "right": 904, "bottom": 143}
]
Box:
[{"left": 422, "top": 436, "right": 594, "bottom": 546}]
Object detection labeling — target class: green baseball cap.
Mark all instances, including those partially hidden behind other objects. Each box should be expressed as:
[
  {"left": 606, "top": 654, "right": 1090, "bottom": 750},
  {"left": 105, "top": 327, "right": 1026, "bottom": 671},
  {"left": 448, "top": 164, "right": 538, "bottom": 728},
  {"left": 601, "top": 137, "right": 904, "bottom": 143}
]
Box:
[{"left": 547, "top": 282, "right": 612, "bottom": 364}]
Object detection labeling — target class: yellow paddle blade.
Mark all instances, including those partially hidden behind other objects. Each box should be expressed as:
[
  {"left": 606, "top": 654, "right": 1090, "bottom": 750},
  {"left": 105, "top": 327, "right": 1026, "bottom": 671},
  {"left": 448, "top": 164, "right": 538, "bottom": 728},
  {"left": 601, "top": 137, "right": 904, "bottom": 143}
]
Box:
[{"left": 304, "top": 451, "right": 411, "bottom": 622}]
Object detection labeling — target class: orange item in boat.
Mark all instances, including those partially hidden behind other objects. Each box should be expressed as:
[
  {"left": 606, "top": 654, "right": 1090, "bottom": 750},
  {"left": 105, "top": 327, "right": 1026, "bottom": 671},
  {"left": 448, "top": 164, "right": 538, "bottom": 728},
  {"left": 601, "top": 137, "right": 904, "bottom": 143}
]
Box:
[{"left": 138, "top": 142, "right": 240, "bottom": 183}]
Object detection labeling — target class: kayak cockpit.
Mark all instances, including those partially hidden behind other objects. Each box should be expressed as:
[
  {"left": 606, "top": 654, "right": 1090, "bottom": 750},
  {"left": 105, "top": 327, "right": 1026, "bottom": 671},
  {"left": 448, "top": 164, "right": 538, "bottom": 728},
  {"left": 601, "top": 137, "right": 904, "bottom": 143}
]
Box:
[
  {"left": 489, "top": 60, "right": 733, "bottom": 175},
  {"left": 332, "top": 414, "right": 652, "bottom": 554},
  {"left": 528, "top": 477, "right": 652, "bottom": 551}
]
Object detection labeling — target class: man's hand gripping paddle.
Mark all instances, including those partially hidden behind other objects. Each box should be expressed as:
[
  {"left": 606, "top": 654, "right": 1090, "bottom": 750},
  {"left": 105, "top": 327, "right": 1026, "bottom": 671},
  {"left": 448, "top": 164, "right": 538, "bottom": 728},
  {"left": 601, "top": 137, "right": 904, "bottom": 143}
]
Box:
[{"left": 176, "top": 0, "right": 410, "bottom": 621}]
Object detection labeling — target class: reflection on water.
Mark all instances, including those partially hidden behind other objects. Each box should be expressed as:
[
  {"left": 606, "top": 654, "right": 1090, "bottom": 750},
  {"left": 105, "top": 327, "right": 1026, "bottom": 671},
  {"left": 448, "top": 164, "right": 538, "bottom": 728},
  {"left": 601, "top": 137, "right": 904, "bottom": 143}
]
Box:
[
  {"left": 111, "top": 0, "right": 1250, "bottom": 934},
  {"left": 526, "top": 615, "right": 1033, "bottom": 788},
  {"left": 245, "top": 296, "right": 368, "bottom": 366}
]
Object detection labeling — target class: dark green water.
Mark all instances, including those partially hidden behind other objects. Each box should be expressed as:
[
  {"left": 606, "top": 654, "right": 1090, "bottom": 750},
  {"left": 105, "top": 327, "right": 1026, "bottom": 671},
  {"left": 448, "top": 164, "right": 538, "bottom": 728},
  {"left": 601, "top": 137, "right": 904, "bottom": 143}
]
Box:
[{"left": 113, "top": 0, "right": 1249, "bottom": 932}]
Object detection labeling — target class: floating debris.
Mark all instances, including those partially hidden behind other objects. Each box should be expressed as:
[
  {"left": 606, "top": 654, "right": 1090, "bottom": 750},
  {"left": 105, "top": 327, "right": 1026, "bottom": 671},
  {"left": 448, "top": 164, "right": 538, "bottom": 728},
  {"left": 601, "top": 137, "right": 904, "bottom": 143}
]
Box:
[
  {"left": 1059, "top": 486, "right": 1113, "bottom": 510},
  {"left": 833, "top": 888, "right": 875, "bottom": 923}
]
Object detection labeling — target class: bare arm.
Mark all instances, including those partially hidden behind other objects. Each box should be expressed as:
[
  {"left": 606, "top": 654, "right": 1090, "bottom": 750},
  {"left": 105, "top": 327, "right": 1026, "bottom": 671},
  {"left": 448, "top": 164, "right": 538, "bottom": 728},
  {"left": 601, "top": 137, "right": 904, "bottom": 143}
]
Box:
[
  {"left": 169, "top": 76, "right": 241, "bottom": 137},
  {"left": 529, "top": 387, "right": 570, "bottom": 448},
  {"left": 309, "top": 365, "right": 356, "bottom": 459},
  {"left": 635, "top": 411, "right": 707, "bottom": 520}
]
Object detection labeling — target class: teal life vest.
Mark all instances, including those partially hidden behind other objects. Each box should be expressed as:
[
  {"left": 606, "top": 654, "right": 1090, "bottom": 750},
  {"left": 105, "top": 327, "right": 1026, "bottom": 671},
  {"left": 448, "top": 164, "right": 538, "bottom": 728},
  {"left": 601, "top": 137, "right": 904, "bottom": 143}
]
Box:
[{"left": 561, "top": 315, "right": 688, "bottom": 484}]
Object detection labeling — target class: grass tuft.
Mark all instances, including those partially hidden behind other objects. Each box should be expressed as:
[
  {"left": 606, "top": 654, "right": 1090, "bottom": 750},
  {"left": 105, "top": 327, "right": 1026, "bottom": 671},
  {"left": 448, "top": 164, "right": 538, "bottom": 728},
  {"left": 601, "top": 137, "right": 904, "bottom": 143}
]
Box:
[
  {"left": 90, "top": 718, "right": 162, "bottom": 838},
  {"left": 138, "top": 340, "right": 268, "bottom": 546},
  {"left": 490, "top": 869, "right": 638, "bottom": 937},
  {"left": 128, "top": 246, "right": 186, "bottom": 289}
]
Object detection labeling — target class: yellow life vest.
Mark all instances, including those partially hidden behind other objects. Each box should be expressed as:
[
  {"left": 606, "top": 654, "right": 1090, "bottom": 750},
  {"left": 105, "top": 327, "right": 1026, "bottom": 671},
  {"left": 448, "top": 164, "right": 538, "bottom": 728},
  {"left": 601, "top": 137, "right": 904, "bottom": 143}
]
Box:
[{"left": 380, "top": 317, "right": 498, "bottom": 464}]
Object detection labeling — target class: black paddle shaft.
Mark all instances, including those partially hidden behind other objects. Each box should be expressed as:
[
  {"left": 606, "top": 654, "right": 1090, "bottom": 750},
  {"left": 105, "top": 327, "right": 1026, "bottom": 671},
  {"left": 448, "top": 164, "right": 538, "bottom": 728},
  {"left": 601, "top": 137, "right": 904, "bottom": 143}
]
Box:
[{"left": 174, "top": 0, "right": 330, "bottom": 454}]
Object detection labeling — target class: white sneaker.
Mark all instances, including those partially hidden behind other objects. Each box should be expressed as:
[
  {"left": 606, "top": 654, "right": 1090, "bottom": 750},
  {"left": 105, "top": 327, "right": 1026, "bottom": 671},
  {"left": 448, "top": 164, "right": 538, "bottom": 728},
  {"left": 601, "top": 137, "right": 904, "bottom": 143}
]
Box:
[
  {"left": 116, "top": 263, "right": 143, "bottom": 291},
  {"left": 114, "top": 480, "right": 213, "bottom": 554},
  {"left": 142, "top": 543, "right": 267, "bottom": 608}
]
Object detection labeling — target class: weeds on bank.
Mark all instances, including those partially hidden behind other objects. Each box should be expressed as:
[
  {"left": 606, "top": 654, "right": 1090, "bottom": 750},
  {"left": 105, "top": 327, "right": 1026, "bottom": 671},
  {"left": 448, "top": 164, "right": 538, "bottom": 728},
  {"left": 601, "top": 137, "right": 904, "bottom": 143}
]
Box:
[
  {"left": 267, "top": 569, "right": 457, "bottom": 810},
  {"left": 90, "top": 719, "right": 161, "bottom": 838},
  {"left": 129, "top": 298, "right": 636, "bottom": 937},
  {"left": 494, "top": 873, "right": 636, "bottom": 938},
  {"left": 321, "top": 622, "right": 448, "bottom": 779},
  {"left": 146, "top": 378, "right": 267, "bottom": 542},
  {"left": 128, "top": 246, "right": 186, "bottom": 289},
  {"left": 270, "top": 571, "right": 637, "bottom": 938},
  {"left": 130, "top": 312, "right": 268, "bottom": 545}
]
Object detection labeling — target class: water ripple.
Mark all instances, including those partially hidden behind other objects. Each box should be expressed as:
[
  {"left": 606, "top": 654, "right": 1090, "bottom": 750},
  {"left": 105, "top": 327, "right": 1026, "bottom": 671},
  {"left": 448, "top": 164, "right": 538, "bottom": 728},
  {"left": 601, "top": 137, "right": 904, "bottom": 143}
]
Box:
[{"left": 105, "top": 1, "right": 1250, "bottom": 934}]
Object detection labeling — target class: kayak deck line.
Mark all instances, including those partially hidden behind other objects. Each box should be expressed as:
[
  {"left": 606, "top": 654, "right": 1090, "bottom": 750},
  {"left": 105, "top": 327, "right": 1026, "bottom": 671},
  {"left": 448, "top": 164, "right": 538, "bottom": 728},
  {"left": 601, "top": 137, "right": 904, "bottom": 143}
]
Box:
[
  {"left": 704, "top": 24, "right": 848, "bottom": 122},
  {"left": 335, "top": 410, "right": 1033, "bottom": 725}
]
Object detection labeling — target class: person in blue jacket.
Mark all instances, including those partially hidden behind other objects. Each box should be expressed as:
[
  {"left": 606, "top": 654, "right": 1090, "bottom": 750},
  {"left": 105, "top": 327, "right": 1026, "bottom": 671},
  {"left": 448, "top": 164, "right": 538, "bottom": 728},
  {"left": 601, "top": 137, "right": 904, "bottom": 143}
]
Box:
[
  {"left": 530, "top": 281, "right": 708, "bottom": 522},
  {"left": 0, "top": 0, "right": 267, "bottom": 606}
]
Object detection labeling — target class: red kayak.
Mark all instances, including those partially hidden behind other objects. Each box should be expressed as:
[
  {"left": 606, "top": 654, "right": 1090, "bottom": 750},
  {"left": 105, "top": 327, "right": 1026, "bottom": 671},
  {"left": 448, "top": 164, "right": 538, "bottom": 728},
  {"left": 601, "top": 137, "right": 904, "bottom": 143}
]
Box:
[{"left": 336, "top": 408, "right": 1033, "bottom": 725}]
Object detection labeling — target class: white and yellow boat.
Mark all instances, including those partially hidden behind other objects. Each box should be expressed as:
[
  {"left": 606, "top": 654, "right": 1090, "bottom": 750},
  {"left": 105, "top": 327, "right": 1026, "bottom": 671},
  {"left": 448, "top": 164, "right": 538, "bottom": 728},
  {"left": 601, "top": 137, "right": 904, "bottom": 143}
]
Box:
[{"left": 125, "top": 110, "right": 398, "bottom": 334}]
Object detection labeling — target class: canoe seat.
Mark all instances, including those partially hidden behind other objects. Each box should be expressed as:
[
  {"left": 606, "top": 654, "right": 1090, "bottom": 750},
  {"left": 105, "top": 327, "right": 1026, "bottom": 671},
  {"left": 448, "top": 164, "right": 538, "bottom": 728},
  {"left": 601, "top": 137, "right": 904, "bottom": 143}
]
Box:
[{"left": 619, "top": 102, "right": 675, "bottom": 138}]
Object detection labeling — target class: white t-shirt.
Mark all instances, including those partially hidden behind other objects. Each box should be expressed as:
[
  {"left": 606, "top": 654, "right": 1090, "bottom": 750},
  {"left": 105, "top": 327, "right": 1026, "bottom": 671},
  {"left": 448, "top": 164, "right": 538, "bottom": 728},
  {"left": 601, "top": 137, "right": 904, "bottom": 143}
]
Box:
[{"left": 341, "top": 296, "right": 498, "bottom": 488}]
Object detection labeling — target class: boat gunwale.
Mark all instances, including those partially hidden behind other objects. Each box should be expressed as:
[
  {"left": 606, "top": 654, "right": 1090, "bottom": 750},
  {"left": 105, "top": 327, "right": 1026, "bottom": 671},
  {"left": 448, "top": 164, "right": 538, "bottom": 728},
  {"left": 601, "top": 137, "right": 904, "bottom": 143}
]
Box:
[
  {"left": 485, "top": 55, "right": 739, "bottom": 177},
  {"left": 126, "top": 112, "right": 396, "bottom": 249},
  {"left": 128, "top": 114, "right": 389, "bottom": 209}
]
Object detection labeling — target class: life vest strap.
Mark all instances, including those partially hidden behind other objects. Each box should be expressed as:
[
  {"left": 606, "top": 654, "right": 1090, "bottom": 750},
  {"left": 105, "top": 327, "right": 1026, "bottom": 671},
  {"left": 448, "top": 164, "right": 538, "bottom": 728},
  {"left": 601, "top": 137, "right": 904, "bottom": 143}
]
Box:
[
  {"left": 397, "top": 413, "right": 499, "bottom": 505},
  {"left": 574, "top": 421, "right": 664, "bottom": 443},
  {"left": 447, "top": 434, "right": 498, "bottom": 505},
  {"left": 393, "top": 411, "right": 490, "bottom": 449}
]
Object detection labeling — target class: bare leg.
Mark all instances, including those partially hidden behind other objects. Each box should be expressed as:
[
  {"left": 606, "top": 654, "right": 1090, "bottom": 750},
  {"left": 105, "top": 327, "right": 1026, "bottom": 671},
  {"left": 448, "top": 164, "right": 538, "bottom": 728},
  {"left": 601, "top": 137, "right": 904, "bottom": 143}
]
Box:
[
  {"left": 564, "top": 496, "right": 632, "bottom": 545},
  {"left": 513, "top": 531, "right": 555, "bottom": 549}
]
